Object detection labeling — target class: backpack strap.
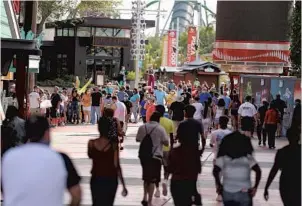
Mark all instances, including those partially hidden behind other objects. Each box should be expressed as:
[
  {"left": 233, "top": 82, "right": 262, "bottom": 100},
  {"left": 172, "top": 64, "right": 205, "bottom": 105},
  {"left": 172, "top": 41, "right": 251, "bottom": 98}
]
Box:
[{"left": 145, "top": 124, "right": 158, "bottom": 136}]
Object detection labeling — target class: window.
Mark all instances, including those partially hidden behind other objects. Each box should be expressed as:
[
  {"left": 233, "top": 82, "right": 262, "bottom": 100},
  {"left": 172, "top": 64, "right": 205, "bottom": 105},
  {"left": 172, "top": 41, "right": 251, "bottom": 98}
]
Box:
[
  {"left": 114, "top": 29, "right": 130, "bottom": 38},
  {"left": 56, "top": 29, "right": 62, "bottom": 36},
  {"left": 63, "top": 28, "right": 68, "bottom": 36},
  {"left": 77, "top": 27, "right": 91, "bottom": 37},
  {"left": 95, "top": 28, "right": 113, "bottom": 37},
  {"left": 68, "top": 28, "right": 74, "bottom": 36}
]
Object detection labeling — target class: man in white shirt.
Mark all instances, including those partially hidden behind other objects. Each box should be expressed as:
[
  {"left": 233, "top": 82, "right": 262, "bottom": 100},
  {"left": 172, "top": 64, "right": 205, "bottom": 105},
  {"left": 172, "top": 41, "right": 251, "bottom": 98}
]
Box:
[
  {"left": 238, "top": 96, "right": 258, "bottom": 137},
  {"left": 192, "top": 96, "right": 204, "bottom": 121},
  {"left": 112, "top": 96, "right": 127, "bottom": 150},
  {"left": 2, "top": 116, "right": 82, "bottom": 206},
  {"left": 28, "top": 86, "right": 40, "bottom": 115}
]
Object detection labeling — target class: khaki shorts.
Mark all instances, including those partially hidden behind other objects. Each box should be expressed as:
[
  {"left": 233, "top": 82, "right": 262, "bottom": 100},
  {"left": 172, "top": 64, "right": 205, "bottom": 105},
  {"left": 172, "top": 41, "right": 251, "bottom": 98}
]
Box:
[{"left": 30, "top": 108, "right": 40, "bottom": 115}]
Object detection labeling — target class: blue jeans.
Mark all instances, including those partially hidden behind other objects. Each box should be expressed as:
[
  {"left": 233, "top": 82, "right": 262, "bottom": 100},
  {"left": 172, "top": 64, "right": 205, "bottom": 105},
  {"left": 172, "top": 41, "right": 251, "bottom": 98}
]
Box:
[
  {"left": 223, "top": 190, "right": 252, "bottom": 206},
  {"left": 91, "top": 106, "right": 101, "bottom": 125},
  {"left": 131, "top": 103, "right": 139, "bottom": 122}
]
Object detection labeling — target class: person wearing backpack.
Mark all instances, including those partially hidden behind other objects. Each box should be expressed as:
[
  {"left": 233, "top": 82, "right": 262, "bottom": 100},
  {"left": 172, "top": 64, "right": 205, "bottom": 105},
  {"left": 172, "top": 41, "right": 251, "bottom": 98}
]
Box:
[{"left": 136, "top": 112, "right": 169, "bottom": 206}]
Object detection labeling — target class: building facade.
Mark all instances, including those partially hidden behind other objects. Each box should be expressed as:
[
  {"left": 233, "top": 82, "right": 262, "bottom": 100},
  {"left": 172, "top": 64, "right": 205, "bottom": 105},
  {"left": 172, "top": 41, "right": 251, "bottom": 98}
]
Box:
[{"left": 39, "top": 17, "right": 155, "bottom": 82}]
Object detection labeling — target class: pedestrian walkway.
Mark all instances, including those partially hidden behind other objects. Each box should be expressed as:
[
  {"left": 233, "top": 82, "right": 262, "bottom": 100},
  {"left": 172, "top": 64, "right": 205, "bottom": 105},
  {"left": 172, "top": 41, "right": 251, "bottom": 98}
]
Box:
[{"left": 51, "top": 123, "right": 286, "bottom": 206}]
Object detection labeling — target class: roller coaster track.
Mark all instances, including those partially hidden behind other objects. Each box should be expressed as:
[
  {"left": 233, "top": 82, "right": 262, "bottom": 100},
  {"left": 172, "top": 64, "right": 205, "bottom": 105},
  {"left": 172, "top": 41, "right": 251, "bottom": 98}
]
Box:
[{"left": 146, "top": 0, "right": 216, "bottom": 35}]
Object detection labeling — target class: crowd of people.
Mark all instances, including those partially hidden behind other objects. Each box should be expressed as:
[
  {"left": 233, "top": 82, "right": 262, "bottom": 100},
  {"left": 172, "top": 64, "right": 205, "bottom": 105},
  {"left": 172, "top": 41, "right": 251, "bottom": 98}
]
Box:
[{"left": 1, "top": 78, "right": 301, "bottom": 206}]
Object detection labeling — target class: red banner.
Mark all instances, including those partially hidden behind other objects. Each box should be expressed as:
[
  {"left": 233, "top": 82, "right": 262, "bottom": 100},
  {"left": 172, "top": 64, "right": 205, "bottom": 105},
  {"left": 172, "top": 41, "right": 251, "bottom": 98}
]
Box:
[
  {"left": 167, "top": 30, "right": 177, "bottom": 67},
  {"left": 187, "top": 26, "right": 197, "bottom": 62}
]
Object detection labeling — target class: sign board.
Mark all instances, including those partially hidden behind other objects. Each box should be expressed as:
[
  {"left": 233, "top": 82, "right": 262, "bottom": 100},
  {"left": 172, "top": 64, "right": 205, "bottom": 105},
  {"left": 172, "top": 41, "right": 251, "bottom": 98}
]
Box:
[
  {"left": 93, "top": 36, "right": 130, "bottom": 47},
  {"left": 96, "top": 74, "right": 104, "bottom": 86}
]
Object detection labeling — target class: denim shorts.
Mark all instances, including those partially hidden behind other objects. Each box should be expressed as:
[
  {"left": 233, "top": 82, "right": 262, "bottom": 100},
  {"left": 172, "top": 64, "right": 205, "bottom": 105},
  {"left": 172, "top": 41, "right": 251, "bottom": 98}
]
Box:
[{"left": 223, "top": 190, "right": 252, "bottom": 206}]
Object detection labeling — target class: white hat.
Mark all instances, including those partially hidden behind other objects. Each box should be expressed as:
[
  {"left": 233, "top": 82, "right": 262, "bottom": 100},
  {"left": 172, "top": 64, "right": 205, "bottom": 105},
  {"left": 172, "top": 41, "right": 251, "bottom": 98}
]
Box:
[{"left": 176, "top": 96, "right": 184, "bottom": 102}]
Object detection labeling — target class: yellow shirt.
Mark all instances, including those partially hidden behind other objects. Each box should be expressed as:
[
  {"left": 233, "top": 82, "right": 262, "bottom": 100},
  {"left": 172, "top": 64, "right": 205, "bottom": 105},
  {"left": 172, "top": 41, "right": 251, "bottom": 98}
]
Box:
[
  {"left": 159, "top": 117, "right": 174, "bottom": 151},
  {"left": 166, "top": 94, "right": 176, "bottom": 106}
]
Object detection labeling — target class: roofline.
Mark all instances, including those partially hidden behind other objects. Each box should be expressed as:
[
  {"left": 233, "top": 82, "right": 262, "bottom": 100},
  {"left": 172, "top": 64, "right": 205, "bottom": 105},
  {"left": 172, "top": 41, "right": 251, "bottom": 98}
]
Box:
[{"left": 45, "top": 17, "right": 156, "bottom": 29}]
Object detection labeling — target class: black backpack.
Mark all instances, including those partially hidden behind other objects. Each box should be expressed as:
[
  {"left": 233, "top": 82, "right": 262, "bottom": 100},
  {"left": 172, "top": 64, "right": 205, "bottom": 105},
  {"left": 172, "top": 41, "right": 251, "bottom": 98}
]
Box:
[{"left": 138, "top": 125, "right": 157, "bottom": 162}]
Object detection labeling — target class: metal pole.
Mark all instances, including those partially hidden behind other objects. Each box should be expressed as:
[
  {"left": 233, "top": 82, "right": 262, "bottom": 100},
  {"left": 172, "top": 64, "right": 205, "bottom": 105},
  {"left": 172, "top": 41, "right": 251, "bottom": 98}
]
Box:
[
  {"left": 134, "top": 0, "right": 141, "bottom": 88},
  {"left": 196, "top": 3, "right": 201, "bottom": 61},
  {"left": 155, "top": 0, "right": 161, "bottom": 36},
  {"left": 176, "top": 17, "right": 179, "bottom": 66},
  {"left": 160, "top": 8, "right": 173, "bottom": 37}
]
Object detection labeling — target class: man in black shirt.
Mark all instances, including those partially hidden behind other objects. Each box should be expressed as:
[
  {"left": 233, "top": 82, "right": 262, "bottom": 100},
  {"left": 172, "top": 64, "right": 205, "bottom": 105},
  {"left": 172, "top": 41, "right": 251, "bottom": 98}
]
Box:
[
  {"left": 291, "top": 99, "right": 301, "bottom": 133},
  {"left": 257, "top": 100, "right": 269, "bottom": 146},
  {"left": 181, "top": 87, "right": 192, "bottom": 106},
  {"left": 271, "top": 94, "right": 287, "bottom": 136},
  {"left": 91, "top": 87, "right": 102, "bottom": 125},
  {"left": 125, "top": 85, "right": 133, "bottom": 98},
  {"left": 50, "top": 86, "right": 62, "bottom": 127},
  {"left": 169, "top": 96, "right": 185, "bottom": 134},
  {"left": 176, "top": 105, "right": 205, "bottom": 205}
]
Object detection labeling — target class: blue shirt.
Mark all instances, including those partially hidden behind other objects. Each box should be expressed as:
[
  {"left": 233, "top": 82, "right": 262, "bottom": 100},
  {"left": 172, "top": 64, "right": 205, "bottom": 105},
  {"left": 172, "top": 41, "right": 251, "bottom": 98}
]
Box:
[
  {"left": 106, "top": 87, "right": 113, "bottom": 95},
  {"left": 140, "top": 100, "right": 146, "bottom": 116},
  {"left": 168, "top": 83, "right": 176, "bottom": 91},
  {"left": 199, "top": 92, "right": 211, "bottom": 104},
  {"left": 155, "top": 90, "right": 166, "bottom": 105},
  {"left": 117, "top": 91, "right": 128, "bottom": 102},
  {"left": 222, "top": 95, "right": 231, "bottom": 109},
  {"left": 130, "top": 93, "right": 140, "bottom": 103}
]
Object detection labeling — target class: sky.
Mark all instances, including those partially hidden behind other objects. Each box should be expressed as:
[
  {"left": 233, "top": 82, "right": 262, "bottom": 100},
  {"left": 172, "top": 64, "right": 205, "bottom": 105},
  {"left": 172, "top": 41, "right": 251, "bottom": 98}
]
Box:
[{"left": 118, "top": 0, "right": 217, "bottom": 36}]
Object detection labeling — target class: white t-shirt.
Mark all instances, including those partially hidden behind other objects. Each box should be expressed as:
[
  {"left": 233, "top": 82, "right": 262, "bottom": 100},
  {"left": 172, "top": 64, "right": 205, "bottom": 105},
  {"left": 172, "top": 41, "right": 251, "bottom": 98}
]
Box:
[
  {"left": 2, "top": 143, "right": 78, "bottom": 206},
  {"left": 238, "top": 102, "right": 257, "bottom": 117},
  {"left": 210, "top": 128, "right": 232, "bottom": 156},
  {"left": 114, "top": 101, "right": 126, "bottom": 122},
  {"left": 192, "top": 102, "right": 204, "bottom": 120},
  {"left": 215, "top": 155, "right": 257, "bottom": 193},
  {"left": 29, "top": 91, "right": 40, "bottom": 108}
]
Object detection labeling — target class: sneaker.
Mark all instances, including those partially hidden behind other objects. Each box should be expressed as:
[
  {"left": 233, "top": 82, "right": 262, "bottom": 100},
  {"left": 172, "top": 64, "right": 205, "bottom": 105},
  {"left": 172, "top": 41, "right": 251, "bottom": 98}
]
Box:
[
  {"left": 162, "top": 182, "right": 168, "bottom": 196},
  {"left": 258, "top": 141, "right": 261, "bottom": 146},
  {"left": 154, "top": 189, "right": 160, "bottom": 198},
  {"left": 216, "top": 194, "right": 222, "bottom": 202}
]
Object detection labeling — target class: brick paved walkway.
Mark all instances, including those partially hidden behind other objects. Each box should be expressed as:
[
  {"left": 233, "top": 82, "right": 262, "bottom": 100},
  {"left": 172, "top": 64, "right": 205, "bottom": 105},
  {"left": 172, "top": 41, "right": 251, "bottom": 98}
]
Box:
[{"left": 51, "top": 123, "right": 286, "bottom": 206}]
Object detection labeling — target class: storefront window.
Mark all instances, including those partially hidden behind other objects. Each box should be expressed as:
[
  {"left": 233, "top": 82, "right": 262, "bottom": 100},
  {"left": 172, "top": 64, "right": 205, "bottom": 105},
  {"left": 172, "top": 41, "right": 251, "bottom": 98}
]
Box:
[
  {"left": 95, "top": 28, "right": 113, "bottom": 37},
  {"left": 56, "top": 29, "right": 62, "bottom": 36},
  {"left": 114, "top": 29, "right": 130, "bottom": 38},
  {"left": 63, "top": 28, "right": 68, "bottom": 36},
  {"left": 95, "top": 46, "right": 113, "bottom": 57},
  {"left": 77, "top": 27, "right": 91, "bottom": 37},
  {"left": 68, "top": 28, "right": 74, "bottom": 36}
]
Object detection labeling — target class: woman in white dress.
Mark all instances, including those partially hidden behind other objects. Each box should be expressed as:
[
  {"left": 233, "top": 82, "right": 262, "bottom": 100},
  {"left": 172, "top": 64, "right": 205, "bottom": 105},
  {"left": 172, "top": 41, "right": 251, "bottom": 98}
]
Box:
[{"left": 214, "top": 98, "right": 226, "bottom": 129}]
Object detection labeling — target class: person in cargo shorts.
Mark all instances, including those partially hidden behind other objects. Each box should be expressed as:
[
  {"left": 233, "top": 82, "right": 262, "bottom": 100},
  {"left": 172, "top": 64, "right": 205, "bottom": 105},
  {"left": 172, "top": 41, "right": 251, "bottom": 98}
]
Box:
[{"left": 154, "top": 105, "right": 174, "bottom": 198}]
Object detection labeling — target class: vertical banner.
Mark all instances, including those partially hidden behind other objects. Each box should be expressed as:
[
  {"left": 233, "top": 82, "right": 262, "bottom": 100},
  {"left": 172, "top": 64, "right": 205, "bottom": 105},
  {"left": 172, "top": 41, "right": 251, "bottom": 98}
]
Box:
[
  {"left": 161, "top": 35, "right": 168, "bottom": 66},
  {"left": 167, "top": 30, "right": 177, "bottom": 67},
  {"left": 187, "top": 26, "right": 196, "bottom": 62}
]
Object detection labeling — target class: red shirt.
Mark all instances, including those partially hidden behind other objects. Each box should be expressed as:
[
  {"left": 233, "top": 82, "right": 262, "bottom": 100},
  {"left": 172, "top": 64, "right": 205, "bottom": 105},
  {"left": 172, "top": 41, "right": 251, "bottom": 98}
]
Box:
[
  {"left": 264, "top": 109, "right": 279, "bottom": 125},
  {"left": 146, "top": 104, "right": 156, "bottom": 122}
]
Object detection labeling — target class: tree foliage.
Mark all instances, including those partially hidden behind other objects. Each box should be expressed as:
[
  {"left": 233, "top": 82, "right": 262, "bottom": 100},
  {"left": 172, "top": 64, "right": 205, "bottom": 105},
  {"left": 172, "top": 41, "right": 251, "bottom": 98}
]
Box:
[
  {"left": 37, "top": 0, "right": 121, "bottom": 34},
  {"left": 37, "top": 0, "right": 76, "bottom": 34},
  {"left": 143, "top": 36, "right": 162, "bottom": 69},
  {"left": 290, "top": 0, "right": 301, "bottom": 77}
]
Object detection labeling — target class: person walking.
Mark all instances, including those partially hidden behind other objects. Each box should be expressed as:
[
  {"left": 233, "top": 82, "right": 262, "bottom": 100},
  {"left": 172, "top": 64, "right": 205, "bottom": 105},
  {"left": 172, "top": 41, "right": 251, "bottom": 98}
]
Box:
[
  {"left": 145, "top": 98, "right": 156, "bottom": 123},
  {"left": 264, "top": 127, "right": 301, "bottom": 206},
  {"left": 116, "top": 86, "right": 129, "bottom": 102},
  {"left": 130, "top": 88, "right": 140, "bottom": 123},
  {"left": 257, "top": 100, "right": 269, "bottom": 146},
  {"left": 176, "top": 105, "right": 206, "bottom": 205},
  {"left": 221, "top": 91, "right": 231, "bottom": 116},
  {"left": 91, "top": 87, "right": 102, "bottom": 125},
  {"left": 168, "top": 131, "right": 201, "bottom": 206},
  {"left": 122, "top": 95, "right": 132, "bottom": 131},
  {"left": 82, "top": 89, "right": 92, "bottom": 124},
  {"left": 140, "top": 96, "right": 147, "bottom": 123},
  {"left": 147, "top": 67, "right": 155, "bottom": 89},
  {"left": 154, "top": 85, "right": 166, "bottom": 106},
  {"left": 136, "top": 112, "right": 169, "bottom": 206},
  {"left": 112, "top": 96, "right": 127, "bottom": 150},
  {"left": 291, "top": 99, "right": 301, "bottom": 133},
  {"left": 238, "top": 96, "right": 258, "bottom": 137},
  {"left": 271, "top": 94, "right": 287, "bottom": 137},
  {"left": 28, "top": 85, "right": 41, "bottom": 116},
  {"left": 71, "top": 90, "right": 80, "bottom": 124},
  {"left": 213, "top": 131, "right": 262, "bottom": 206},
  {"left": 229, "top": 93, "right": 241, "bottom": 131},
  {"left": 50, "top": 86, "right": 62, "bottom": 127},
  {"left": 154, "top": 105, "right": 174, "bottom": 198},
  {"left": 88, "top": 116, "right": 128, "bottom": 206},
  {"left": 2, "top": 116, "right": 82, "bottom": 206},
  {"left": 264, "top": 103, "right": 279, "bottom": 149},
  {"left": 169, "top": 96, "right": 185, "bottom": 134},
  {"left": 192, "top": 96, "right": 204, "bottom": 126},
  {"left": 214, "top": 99, "right": 225, "bottom": 129}
]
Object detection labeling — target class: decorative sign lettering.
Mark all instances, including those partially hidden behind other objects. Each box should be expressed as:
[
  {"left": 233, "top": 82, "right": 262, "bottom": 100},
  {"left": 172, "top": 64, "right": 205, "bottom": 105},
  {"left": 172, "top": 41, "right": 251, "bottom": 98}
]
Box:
[{"left": 93, "top": 37, "right": 130, "bottom": 47}]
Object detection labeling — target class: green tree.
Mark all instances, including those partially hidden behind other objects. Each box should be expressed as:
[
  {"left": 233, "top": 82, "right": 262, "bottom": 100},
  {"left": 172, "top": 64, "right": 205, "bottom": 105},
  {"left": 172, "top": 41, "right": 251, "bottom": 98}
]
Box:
[
  {"left": 68, "top": 0, "right": 121, "bottom": 19},
  {"left": 290, "top": 0, "right": 301, "bottom": 77},
  {"left": 37, "top": 0, "right": 121, "bottom": 35},
  {"left": 37, "top": 0, "right": 76, "bottom": 34},
  {"left": 143, "top": 36, "right": 162, "bottom": 69}
]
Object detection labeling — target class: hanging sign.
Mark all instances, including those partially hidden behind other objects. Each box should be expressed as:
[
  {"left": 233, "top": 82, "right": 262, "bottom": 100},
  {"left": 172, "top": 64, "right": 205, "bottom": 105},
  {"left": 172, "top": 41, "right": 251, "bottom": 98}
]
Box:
[
  {"left": 167, "top": 30, "right": 177, "bottom": 67},
  {"left": 187, "top": 26, "right": 196, "bottom": 62}
]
